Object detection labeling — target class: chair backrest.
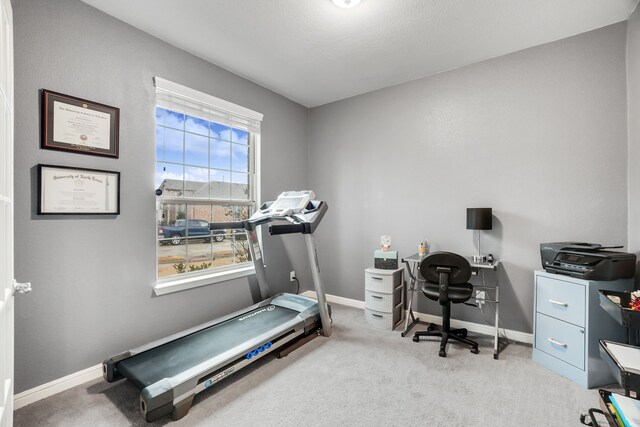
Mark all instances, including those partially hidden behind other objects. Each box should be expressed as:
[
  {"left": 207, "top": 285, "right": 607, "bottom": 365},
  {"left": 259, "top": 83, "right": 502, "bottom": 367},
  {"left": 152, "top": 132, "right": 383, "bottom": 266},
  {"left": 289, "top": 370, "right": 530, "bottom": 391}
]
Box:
[
  {"left": 419, "top": 252, "right": 471, "bottom": 285},
  {"left": 420, "top": 252, "right": 471, "bottom": 305}
]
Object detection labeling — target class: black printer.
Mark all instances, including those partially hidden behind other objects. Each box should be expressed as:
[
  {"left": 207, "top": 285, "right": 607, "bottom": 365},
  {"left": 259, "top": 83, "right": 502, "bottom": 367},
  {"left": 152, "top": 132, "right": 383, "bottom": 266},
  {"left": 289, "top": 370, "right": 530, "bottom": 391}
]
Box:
[{"left": 540, "top": 242, "right": 636, "bottom": 281}]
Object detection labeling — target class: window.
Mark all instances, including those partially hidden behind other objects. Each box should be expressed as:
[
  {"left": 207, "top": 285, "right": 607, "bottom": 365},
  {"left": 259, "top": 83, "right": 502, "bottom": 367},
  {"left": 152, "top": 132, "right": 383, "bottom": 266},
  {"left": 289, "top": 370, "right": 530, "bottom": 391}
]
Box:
[{"left": 154, "top": 77, "right": 263, "bottom": 293}]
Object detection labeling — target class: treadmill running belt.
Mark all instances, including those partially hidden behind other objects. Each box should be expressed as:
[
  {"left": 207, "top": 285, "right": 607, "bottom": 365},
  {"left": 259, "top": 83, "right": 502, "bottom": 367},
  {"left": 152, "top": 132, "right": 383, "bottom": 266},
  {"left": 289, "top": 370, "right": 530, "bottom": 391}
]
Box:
[{"left": 117, "top": 305, "right": 299, "bottom": 388}]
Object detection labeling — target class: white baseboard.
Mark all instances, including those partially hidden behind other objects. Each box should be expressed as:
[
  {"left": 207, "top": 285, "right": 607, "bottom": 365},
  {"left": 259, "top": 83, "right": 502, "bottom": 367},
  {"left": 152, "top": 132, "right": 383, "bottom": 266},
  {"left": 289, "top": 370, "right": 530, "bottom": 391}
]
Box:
[
  {"left": 15, "top": 292, "right": 531, "bottom": 410},
  {"left": 302, "top": 290, "right": 533, "bottom": 344},
  {"left": 14, "top": 364, "right": 103, "bottom": 410},
  {"left": 416, "top": 313, "right": 533, "bottom": 344},
  {"left": 302, "top": 290, "right": 366, "bottom": 310}
]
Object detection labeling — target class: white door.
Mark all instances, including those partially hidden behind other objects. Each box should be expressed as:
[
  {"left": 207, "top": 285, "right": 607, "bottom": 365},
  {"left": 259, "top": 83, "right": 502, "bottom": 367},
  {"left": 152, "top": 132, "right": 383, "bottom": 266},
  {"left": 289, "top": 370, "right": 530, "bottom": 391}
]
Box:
[{"left": 0, "top": 0, "right": 14, "bottom": 424}]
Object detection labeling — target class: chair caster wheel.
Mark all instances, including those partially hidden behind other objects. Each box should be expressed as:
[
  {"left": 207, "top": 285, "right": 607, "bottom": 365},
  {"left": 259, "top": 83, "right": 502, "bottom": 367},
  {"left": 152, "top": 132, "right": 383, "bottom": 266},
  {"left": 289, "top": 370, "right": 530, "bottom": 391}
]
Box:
[
  {"left": 471, "top": 348, "right": 479, "bottom": 354},
  {"left": 439, "top": 349, "right": 447, "bottom": 357},
  {"left": 427, "top": 324, "right": 435, "bottom": 331},
  {"left": 412, "top": 336, "right": 419, "bottom": 342},
  {"left": 460, "top": 331, "right": 467, "bottom": 338}
]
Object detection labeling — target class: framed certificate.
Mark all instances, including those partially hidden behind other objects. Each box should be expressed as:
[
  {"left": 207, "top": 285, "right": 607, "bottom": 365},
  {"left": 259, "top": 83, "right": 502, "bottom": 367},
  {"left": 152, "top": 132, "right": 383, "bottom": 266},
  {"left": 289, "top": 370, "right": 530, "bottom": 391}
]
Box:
[
  {"left": 41, "top": 90, "right": 119, "bottom": 158},
  {"left": 37, "top": 164, "right": 120, "bottom": 215}
]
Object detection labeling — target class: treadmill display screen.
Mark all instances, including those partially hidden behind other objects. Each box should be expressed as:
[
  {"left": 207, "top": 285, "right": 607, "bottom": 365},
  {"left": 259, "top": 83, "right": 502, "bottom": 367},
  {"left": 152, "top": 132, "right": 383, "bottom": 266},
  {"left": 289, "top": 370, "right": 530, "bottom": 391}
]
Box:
[
  {"left": 269, "top": 191, "right": 313, "bottom": 215},
  {"left": 273, "top": 197, "right": 304, "bottom": 209}
]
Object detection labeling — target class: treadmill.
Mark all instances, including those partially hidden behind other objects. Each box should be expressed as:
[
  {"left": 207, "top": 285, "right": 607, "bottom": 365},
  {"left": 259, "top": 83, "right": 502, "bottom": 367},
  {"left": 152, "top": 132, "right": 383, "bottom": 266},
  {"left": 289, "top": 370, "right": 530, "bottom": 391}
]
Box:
[{"left": 103, "top": 191, "right": 331, "bottom": 422}]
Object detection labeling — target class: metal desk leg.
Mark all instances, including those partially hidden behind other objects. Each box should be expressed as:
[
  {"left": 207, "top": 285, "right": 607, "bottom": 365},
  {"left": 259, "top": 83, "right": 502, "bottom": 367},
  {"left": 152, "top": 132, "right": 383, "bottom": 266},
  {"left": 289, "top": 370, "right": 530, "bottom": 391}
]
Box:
[
  {"left": 494, "top": 283, "right": 499, "bottom": 359},
  {"left": 492, "top": 280, "right": 511, "bottom": 360},
  {"left": 401, "top": 264, "right": 420, "bottom": 337}
]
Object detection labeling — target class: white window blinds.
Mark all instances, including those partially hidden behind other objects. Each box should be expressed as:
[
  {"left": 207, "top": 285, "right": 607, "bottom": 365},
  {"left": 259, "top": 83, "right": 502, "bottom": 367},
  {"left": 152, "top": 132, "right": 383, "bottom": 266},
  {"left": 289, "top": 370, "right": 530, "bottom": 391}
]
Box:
[{"left": 154, "top": 76, "right": 263, "bottom": 134}]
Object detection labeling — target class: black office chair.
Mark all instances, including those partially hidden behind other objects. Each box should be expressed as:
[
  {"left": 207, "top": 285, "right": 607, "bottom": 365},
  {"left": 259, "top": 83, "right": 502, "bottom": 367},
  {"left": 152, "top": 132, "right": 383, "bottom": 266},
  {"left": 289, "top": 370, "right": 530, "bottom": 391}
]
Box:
[{"left": 412, "top": 252, "right": 479, "bottom": 357}]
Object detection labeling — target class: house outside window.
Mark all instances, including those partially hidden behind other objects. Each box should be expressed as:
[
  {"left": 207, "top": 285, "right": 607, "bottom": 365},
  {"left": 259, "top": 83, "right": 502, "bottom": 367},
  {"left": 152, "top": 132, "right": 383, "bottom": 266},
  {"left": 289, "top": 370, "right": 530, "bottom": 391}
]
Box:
[{"left": 154, "top": 77, "right": 262, "bottom": 294}]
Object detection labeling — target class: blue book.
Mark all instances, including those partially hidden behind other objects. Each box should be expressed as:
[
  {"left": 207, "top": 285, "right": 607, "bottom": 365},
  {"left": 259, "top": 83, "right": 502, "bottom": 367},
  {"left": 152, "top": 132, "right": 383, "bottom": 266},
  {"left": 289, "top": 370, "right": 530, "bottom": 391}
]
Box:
[{"left": 610, "top": 393, "right": 640, "bottom": 427}]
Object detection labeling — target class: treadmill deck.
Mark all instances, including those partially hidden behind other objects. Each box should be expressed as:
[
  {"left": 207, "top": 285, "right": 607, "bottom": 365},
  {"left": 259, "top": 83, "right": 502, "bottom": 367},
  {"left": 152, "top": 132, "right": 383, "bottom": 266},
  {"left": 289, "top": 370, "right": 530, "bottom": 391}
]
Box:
[{"left": 117, "top": 305, "right": 300, "bottom": 388}]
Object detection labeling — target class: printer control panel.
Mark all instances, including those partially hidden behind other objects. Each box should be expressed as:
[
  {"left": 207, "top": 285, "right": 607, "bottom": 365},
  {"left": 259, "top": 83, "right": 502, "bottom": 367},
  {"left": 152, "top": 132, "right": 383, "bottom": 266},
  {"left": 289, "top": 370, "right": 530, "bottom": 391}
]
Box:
[
  {"left": 555, "top": 262, "right": 592, "bottom": 274},
  {"left": 553, "top": 253, "right": 596, "bottom": 274}
]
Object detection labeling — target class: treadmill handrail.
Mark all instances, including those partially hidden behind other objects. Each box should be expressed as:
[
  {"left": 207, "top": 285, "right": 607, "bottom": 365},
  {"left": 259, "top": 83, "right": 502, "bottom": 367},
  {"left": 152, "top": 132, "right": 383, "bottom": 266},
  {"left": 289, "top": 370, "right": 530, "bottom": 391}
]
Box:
[
  {"left": 209, "top": 216, "right": 279, "bottom": 232},
  {"left": 209, "top": 220, "right": 246, "bottom": 230},
  {"left": 269, "top": 223, "right": 306, "bottom": 235}
]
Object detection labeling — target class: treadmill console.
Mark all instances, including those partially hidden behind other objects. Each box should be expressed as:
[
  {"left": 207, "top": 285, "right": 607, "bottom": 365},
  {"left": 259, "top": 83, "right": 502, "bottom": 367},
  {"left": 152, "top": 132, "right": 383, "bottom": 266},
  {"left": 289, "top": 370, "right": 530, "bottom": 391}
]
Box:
[
  {"left": 267, "top": 190, "right": 315, "bottom": 217},
  {"left": 225, "top": 190, "right": 326, "bottom": 235}
]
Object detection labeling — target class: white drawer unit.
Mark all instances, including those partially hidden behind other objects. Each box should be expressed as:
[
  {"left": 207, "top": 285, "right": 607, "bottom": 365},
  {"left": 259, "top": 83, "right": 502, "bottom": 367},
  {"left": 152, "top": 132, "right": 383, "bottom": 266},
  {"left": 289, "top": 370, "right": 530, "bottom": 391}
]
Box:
[
  {"left": 364, "top": 267, "right": 404, "bottom": 330},
  {"left": 533, "top": 270, "right": 633, "bottom": 388}
]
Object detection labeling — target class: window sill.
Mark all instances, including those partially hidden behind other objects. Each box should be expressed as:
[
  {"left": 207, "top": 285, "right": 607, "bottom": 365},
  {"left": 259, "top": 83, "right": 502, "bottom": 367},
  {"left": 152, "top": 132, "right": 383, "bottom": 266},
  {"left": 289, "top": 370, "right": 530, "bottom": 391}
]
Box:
[{"left": 154, "top": 265, "right": 255, "bottom": 296}]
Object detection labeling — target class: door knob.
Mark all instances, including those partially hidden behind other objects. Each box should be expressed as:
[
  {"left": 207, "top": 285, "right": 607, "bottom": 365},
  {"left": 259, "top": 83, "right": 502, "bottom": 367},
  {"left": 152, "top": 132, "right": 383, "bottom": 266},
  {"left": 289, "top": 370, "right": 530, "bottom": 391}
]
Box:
[{"left": 12, "top": 279, "right": 32, "bottom": 295}]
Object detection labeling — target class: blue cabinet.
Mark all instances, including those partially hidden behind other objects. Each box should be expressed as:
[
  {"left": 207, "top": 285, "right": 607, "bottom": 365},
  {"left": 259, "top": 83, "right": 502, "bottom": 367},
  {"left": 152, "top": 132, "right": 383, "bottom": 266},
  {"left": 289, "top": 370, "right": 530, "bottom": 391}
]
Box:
[{"left": 533, "top": 270, "right": 633, "bottom": 388}]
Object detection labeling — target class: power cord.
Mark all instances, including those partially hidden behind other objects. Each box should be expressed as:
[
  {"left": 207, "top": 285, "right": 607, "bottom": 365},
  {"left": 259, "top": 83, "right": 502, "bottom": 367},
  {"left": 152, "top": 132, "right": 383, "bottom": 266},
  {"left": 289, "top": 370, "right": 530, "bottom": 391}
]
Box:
[
  {"left": 478, "top": 269, "right": 514, "bottom": 344},
  {"left": 291, "top": 276, "right": 332, "bottom": 324},
  {"left": 478, "top": 301, "right": 513, "bottom": 343}
]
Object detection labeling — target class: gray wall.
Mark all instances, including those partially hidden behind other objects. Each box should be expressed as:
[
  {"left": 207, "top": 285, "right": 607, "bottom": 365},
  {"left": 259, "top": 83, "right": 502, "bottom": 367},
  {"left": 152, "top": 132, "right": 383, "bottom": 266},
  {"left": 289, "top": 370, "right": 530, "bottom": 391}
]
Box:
[
  {"left": 308, "top": 23, "right": 629, "bottom": 333},
  {"left": 12, "top": 0, "right": 636, "bottom": 393},
  {"left": 628, "top": 6, "right": 640, "bottom": 254},
  {"left": 13, "top": 0, "right": 309, "bottom": 393}
]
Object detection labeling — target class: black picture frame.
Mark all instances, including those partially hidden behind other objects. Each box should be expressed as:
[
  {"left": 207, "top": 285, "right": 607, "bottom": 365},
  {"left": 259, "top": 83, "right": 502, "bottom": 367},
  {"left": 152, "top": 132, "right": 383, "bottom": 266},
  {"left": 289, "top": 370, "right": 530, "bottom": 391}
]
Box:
[
  {"left": 37, "top": 164, "right": 121, "bottom": 215},
  {"left": 41, "top": 89, "right": 119, "bottom": 158}
]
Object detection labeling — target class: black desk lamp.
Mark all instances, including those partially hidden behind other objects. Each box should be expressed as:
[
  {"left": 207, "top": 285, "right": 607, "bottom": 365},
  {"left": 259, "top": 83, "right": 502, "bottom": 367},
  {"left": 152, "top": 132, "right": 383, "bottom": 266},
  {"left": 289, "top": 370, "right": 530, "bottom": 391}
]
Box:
[{"left": 467, "top": 208, "right": 492, "bottom": 263}]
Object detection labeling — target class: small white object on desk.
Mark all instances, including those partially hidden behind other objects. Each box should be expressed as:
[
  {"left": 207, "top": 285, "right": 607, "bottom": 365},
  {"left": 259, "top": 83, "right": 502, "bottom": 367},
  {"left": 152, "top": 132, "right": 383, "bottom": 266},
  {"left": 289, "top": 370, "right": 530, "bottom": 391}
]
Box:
[{"left": 380, "top": 235, "right": 391, "bottom": 251}]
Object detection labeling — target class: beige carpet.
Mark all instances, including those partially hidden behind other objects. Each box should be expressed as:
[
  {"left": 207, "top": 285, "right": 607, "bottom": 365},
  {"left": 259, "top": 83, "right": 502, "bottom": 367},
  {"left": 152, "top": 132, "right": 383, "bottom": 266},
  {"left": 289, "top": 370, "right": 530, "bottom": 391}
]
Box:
[{"left": 14, "top": 304, "right": 603, "bottom": 426}]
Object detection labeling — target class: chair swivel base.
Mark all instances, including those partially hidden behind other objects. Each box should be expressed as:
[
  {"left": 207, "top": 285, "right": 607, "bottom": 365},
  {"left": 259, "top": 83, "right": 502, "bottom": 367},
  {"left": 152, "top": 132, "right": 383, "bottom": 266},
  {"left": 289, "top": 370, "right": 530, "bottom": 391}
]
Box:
[{"left": 413, "top": 324, "right": 480, "bottom": 357}]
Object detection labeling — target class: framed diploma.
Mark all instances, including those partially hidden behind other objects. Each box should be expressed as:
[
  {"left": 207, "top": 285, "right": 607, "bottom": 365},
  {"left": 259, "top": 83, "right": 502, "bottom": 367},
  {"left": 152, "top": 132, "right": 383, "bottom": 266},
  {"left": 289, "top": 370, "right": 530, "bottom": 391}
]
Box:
[
  {"left": 41, "top": 90, "right": 119, "bottom": 158},
  {"left": 37, "top": 164, "right": 120, "bottom": 215}
]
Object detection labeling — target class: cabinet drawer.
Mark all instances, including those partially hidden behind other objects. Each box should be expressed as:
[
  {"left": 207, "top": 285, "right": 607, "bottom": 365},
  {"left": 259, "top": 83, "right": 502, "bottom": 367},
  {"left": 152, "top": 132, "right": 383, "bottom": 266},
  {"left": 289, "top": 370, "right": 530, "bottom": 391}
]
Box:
[
  {"left": 365, "top": 308, "right": 394, "bottom": 330},
  {"left": 536, "top": 275, "right": 585, "bottom": 326},
  {"left": 365, "top": 270, "right": 397, "bottom": 293},
  {"left": 365, "top": 290, "right": 394, "bottom": 312},
  {"left": 535, "top": 313, "right": 585, "bottom": 370}
]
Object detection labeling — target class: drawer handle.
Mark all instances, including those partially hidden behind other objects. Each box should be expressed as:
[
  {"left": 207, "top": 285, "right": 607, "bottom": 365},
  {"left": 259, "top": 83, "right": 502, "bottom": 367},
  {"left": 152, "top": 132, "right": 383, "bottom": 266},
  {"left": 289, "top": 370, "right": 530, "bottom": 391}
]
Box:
[
  {"left": 371, "top": 277, "right": 383, "bottom": 280},
  {"left": 371, "top": 313, "right": 384, "bottom": 318},
  {"left": 548, "top": 299, "right": 568, "bottom": 307},
  {"left": 548, "top": 338, "right": 567, "bottom": 347},
  {"left": 371, "top": 295, "right": 383, "bottom": 299}
]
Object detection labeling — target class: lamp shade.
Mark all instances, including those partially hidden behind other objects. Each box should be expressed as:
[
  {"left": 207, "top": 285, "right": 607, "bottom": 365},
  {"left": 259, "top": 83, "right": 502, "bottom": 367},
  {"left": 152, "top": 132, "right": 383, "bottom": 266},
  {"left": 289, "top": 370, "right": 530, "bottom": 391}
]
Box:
[{"left": 466, "top": 208, "right": 492, "bottom": 230}]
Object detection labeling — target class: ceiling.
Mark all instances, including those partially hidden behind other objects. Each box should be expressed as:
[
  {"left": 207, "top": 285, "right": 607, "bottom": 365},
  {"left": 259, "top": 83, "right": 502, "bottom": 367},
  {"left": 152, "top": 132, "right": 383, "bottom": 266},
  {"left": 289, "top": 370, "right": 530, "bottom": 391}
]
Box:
[{"left": 81, "top": 0, "right": 639, "bottom": 108}]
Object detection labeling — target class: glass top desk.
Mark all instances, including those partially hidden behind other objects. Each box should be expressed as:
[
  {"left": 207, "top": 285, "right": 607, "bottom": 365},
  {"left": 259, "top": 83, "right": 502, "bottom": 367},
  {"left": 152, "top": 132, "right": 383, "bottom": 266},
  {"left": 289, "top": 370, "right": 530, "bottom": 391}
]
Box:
[{"left": 401, "top": 253, "right": 507, "bottom": 359}]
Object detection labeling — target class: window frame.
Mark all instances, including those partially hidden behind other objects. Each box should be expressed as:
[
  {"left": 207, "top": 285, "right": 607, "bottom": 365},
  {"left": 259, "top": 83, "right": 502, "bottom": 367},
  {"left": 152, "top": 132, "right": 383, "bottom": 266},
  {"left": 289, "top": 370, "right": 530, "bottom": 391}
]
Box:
[{"left": 153, "top": 77, "right": 263, "bottom": 295}]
